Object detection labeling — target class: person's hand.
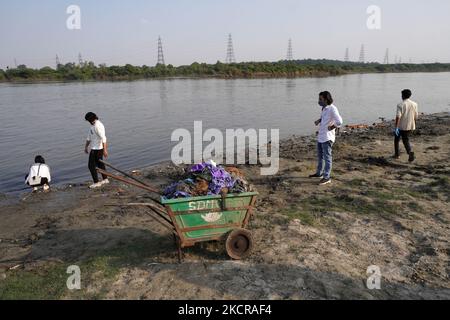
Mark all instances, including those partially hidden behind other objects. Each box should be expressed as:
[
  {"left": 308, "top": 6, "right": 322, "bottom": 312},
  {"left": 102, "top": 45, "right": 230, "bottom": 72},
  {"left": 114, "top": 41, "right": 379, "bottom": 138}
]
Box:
[
  {"left": 314, "top": 119, "right": 321, "bottom": 126},
  {"left": 328, "top": 125, "right": 336, "bottom": 131},
  {"left": 394, "top": 128, "right": 400, "bottom": 137},
  {"left": 84, "top": 147, "right": 89, "bottom": 154},
  {"left": 103, "top": 150, "right": 108, "bottom": 158}
]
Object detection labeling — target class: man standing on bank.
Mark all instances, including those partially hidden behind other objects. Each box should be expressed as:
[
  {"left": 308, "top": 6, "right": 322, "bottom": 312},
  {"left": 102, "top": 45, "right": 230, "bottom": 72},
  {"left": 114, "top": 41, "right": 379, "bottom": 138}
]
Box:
[
  {"left": 309, "top": 91, "right": 343, "bottom": 186},
  {"left": 84, "top": 112, "right": 109, "bottom": 189},
  {"left": 394, "top": 89, "right": 419, "bottom": 162}
]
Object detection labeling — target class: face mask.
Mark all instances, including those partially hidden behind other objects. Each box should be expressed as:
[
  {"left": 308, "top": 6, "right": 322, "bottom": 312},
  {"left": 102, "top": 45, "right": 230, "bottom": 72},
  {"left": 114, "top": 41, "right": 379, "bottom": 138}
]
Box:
[{"left": 318, "top": 101, "right": 327, "bottom": 107}]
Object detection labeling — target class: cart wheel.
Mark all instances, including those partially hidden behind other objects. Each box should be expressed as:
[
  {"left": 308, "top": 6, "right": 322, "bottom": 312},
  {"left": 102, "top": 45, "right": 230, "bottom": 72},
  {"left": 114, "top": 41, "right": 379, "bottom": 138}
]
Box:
[{"left": 225, "top": 229, "right": 253, "bottom": 260}]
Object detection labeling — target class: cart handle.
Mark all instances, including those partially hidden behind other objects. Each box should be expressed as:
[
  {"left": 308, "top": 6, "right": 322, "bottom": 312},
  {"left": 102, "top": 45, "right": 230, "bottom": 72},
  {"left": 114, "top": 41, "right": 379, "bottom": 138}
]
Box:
[
  {"left": 99, "top": 160, "right": 158, "bottom": 190},
  {"left": 97, "top": 168, "right": 161, "bottom": 195}
]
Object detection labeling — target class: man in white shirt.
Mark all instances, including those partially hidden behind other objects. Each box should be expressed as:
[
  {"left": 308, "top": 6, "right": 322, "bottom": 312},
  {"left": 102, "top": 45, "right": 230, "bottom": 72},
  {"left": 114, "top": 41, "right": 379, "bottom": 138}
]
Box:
[
  {"left": 309, "top": 91, "right": 343, "bottom": 186},
  {"left": 84, "top": 112, "right": 109, "bottom": 189},
  {"left": 394, "top": 89, "right": 419, "bottom": 162}
]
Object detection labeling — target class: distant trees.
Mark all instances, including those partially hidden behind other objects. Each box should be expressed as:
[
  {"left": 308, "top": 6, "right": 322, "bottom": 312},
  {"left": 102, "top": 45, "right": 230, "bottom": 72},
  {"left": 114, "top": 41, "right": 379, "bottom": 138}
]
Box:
[{"left": 1, "top": 60, "right": 450, "bottom": 82}]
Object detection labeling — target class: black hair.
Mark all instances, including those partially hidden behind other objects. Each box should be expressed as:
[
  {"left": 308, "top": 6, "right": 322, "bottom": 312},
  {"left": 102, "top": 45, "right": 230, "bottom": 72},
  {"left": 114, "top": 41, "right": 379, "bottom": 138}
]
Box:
[
  {"left": 402, "top": 89, "right": 412, "bottom": 100},
  {"left": 319, "top": 91, "right": 334, "bottom": 105},
  {"left": 85, "top": 112, "right": 98, "bottom": 123},
  {"left": 35, "top": 155, "right": 45, "bottom": 164}
]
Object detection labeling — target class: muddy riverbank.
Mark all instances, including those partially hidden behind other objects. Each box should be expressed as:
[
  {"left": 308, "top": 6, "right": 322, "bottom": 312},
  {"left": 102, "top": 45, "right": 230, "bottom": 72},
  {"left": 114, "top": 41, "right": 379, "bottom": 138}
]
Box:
[{"left": 0, "top": 112, "right": 449, "bottom": 299}]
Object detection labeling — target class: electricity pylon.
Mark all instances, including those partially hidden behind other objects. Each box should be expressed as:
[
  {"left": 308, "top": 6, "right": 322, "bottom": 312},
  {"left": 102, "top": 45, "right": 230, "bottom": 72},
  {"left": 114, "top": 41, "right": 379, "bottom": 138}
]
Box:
[
  {"left": 157, "top": 36, "right": 165, "bottom": 66},
  {"left": 226, "top": 34, "right": 236, "bottom": 64}
]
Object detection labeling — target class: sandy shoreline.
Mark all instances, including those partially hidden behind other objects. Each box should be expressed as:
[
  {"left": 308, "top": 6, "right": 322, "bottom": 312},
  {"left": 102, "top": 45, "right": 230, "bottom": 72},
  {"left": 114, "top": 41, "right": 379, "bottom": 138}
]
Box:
[{"left": 0, "top": 112, "right": 449, "bottom": 299}]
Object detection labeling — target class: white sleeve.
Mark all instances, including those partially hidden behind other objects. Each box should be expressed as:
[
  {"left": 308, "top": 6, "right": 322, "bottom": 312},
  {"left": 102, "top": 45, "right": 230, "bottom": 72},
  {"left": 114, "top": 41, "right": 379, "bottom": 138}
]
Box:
[
  {"left": 25, "top": 167, "right": 32, "bottom": 185},
  {"left": 96, "top": 123, "right": 107, "bottom": 143},
  {"left": 332, "top": 107, "right": 343, "bottom": 127},
  {"left": 45, "top": 165, "right": 51, "bottom": 182}
]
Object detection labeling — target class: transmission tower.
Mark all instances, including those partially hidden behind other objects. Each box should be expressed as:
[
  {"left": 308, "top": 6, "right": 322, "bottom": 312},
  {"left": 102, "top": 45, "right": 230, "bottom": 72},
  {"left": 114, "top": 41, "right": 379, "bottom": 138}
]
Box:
[
  {"left": 56, "top": 55, "right": 61, "bottom": 68},
  {"left": 359, "top": 44, "right": 365, "bottom": 63},
  {"left": 225, "top": 34, "right": 236, "bottom": 64},
  {"left": 78, "top": 53, "right": 84, "bottom": 66},
  {"left": 383, "top": 48, "right": 389, "bottom": 64},
  {"left": 157, "top": 36, "right": 165, "bottom": 66},
  {"left": 286, "top": 39, "right": 293, "bottom": 61},
  {"left": 344, "top": 47, "right": 350, "bottom": 62}
]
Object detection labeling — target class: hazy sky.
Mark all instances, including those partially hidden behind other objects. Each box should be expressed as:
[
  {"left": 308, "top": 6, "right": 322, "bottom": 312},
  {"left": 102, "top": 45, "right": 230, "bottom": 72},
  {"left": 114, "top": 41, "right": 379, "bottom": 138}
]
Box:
[{"left": 1, "top": 0, "right": 449, "bottom": 68}]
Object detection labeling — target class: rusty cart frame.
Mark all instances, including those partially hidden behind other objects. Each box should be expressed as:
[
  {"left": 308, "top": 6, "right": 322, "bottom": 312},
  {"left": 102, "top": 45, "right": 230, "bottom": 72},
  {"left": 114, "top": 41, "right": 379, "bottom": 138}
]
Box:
[{"left": 98, "top": 161, "right": 258, "bottom": 261}]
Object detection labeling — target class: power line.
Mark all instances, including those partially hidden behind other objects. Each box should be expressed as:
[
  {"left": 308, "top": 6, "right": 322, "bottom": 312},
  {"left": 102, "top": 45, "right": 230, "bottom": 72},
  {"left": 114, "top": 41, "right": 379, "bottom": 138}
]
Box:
[
  {"left": 225, "top": 34, "right": 236, "bottom": 64},
  {"left": 157, "top": 36, "right": 165, "bottom": 66}
]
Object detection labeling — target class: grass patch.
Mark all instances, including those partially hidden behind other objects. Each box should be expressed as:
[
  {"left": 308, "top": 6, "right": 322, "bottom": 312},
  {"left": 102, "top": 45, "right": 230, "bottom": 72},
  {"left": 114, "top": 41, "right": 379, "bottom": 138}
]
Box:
[
  {"left": 282, "top": 207, "right": 317, "bottom": 226},
  {"left": 407, "top": 201, "right": 424, "bottom": 213},
  {"left": 0, "top": 242, "right": 154, "bottom": 300},
  {"left": 429, "top": 176, "right": 450, "bottom": 188},
  {"left": 0, "top": 264, "right": 67, "bottom": 300},
  {"left": 283, "top": 191, "right": 402, "bottom": 221},
  {"left": 347, "top": 179, "right": 368, "bottom": 187}
]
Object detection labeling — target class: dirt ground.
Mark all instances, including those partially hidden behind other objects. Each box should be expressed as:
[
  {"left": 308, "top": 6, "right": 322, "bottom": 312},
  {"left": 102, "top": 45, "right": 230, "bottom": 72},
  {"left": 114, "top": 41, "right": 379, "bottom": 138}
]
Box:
[{"left": 0, "top": 113, "right": 449, "bottom": 300}]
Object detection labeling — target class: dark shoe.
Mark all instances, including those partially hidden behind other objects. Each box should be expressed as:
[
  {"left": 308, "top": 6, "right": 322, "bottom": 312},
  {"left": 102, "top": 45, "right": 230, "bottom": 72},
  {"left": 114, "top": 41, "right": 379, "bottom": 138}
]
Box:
[
  {"left": 309, "top": 173, "right": 323, "bottom": 178},
  {"left": 409, "top": 152, "right": 415, "bottom": 163},
  {"left": 319, "top": 178, "right": 332, "bottom": 186}
]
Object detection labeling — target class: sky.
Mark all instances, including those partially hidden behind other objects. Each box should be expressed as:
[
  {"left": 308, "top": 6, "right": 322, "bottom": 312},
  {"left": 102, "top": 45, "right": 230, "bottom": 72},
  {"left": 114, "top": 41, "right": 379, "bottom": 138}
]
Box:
[{"left": 1, "top": 0, "right": 450, "bottom": 68}]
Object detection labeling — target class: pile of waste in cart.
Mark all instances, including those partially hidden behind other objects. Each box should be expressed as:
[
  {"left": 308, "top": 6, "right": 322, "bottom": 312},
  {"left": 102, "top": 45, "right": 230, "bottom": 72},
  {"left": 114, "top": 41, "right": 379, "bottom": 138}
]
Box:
[{"left": 163, "top": 161, "right": 254, "bottom": 199}]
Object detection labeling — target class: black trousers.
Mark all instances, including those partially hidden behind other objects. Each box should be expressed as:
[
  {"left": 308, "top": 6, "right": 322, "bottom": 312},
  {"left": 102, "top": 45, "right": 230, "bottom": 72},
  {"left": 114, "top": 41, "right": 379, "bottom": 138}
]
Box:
[
  {"left": 89, "top": 149, "right": 107, "bottom": 183},
  {"left": 395, "top": 130, "right": 412, "bottom": 156}
]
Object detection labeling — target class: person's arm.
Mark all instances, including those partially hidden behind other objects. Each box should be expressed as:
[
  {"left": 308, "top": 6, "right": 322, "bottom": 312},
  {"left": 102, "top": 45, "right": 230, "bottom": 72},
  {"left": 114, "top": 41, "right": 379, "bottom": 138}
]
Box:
[
  {"left": 102, "top": 141, "right": 108, "bottom": 158},
  {"left": 96, "top": 123, "right": 108, "bottom": 158},
  {"left": 46, "top": 165, "right": 52, "bottom": 182},
  {"left": 328, "top": 107, "right": 343, "bottom": 131},
  {"left": 314, "top": 118, "right": 322, "bottom": 126},
  {"left": 415, "top": 104, "right": 419, "bottom": 122},
  {"left": 395, "top": 104, "right": 403, "bottom": 128},
  {"left": 393, "top": 104, "right": 403, "bottom": 136},
  {"left": 84, "top": 140, "right": 90, "bottom": 154},
  {"left": 25, "top": 167, "right": 32, "bottom": 185}
]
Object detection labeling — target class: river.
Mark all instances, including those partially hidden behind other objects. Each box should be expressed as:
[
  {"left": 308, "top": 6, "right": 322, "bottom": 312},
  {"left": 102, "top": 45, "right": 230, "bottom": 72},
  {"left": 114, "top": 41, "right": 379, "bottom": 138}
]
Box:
[{"left": 1, "top": 72, "right": 450, "bottom": 193}]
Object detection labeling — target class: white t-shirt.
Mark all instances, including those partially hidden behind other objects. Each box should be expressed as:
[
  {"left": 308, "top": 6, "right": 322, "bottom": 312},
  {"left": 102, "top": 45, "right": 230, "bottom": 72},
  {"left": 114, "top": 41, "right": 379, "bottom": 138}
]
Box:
[
  {"left": 318, "top": 104, "right": 343, "bottom": 144},
  {"left": 25, "top": 164, "right": 51, "bottom": 186},
  {"left": 86, "top": 120, "right": 107, "bottom": 150}
]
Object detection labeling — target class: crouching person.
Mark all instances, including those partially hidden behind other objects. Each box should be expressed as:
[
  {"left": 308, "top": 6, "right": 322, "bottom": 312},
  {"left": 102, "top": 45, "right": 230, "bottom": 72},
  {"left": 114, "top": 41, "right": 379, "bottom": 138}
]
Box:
[{"left": 25, "top": 155, "right": 51, "bottom": 192}]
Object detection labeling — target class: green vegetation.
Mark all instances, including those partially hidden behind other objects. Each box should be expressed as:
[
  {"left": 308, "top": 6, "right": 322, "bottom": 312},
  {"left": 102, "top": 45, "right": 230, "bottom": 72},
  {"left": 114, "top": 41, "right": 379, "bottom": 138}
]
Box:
[
  {"left": 283, "top": 206, "right": 317, "bottom": 226},
  {"left": 0, "top": 242, "right": 153, "bottom": 300},
  {"left": 2, "top": 59, "right": 450, "bottom": 82}
]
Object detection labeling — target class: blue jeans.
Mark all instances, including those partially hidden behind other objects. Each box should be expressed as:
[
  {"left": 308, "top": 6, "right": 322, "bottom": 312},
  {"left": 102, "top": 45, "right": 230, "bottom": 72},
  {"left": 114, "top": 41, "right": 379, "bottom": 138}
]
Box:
[{"left": 316, "top": 141, "right": 333, "bottom": 180}]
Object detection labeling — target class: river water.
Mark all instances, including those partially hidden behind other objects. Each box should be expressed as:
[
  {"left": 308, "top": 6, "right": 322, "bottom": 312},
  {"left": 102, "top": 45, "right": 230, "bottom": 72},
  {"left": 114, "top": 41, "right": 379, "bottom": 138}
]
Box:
[{"left": 1, "top": 72, "right": 450, "bottom": 193}]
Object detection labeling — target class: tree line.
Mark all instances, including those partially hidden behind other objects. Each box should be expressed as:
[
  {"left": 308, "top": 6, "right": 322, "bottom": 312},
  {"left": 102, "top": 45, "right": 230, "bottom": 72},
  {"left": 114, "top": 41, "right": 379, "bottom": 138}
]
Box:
[{"left": 1, "top": 60, "right": 450, "bottom": 82}]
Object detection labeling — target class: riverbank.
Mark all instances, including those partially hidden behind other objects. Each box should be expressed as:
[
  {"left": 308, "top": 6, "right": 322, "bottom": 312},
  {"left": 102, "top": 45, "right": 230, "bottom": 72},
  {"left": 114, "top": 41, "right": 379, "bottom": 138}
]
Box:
[
  {"left": 2, "top": 60, "right": 450, "bottom": 83},
  {"left": 0, "top": 112, "right": 449, "bottom": 299}
]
